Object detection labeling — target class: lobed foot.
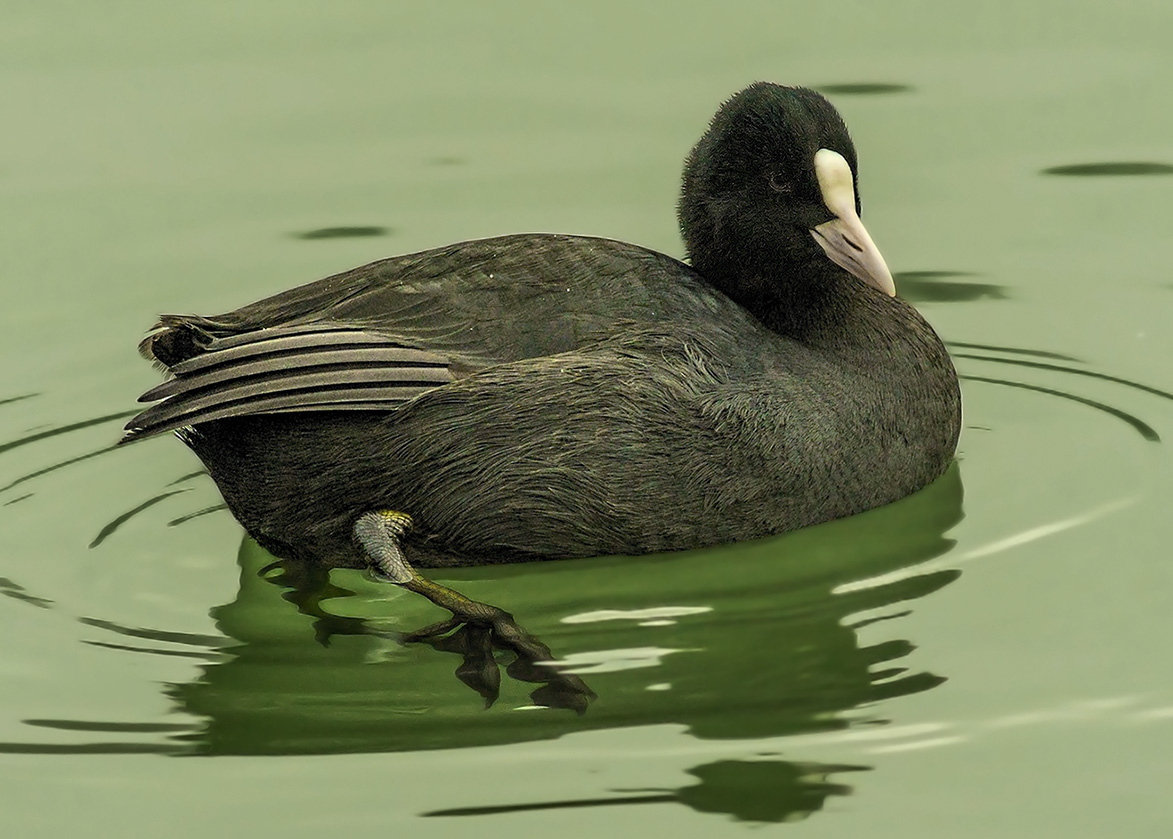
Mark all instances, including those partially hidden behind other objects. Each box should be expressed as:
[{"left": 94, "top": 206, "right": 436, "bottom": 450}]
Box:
[{"left": 353, "top": 510, "right": 594, "bottom": 711}]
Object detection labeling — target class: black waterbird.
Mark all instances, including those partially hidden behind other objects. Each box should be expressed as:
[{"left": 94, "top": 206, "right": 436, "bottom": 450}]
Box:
[{"left": 124, "top": 83, "right": 961, "bottom": 645}]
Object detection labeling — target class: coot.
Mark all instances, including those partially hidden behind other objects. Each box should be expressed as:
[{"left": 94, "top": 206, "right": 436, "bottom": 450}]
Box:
[{"left": 124, "top": 83, "right": 960, "bottom": 626}]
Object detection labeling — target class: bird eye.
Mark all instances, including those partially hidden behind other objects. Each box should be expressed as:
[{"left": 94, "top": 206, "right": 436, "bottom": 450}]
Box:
[{"left": 768, "top": 174, "right": 792, "bottom": 194}]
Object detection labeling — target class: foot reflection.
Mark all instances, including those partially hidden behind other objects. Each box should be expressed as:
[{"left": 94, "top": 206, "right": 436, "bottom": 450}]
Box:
[
  {"left": 263, "top": 555, "right": 596, "bottom": 711},
  {"left": 413, "top": 620, "right": 595, "bottom": 713}
]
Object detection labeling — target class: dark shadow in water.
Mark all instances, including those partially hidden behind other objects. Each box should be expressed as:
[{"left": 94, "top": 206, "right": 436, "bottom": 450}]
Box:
[
  {"left": 84, "top": 640, "right": 221, "bottom": 659},
  {"left": 429, "top": 156, "right": 466, "bottom": 166},
  {"left": 425, "top": 759, "right": 868, "bottom": 824},
  {"left": 0, "top": 393, "right": 40, "bottom": 407},
  {"left": 256, "top": 559, "right": 373, "bottom": 644},
  {"left": 948, "top": 341, "right": 1081, "bottom": 363},
  {"left": 167, "top": 469, "right": 209, "bottom": 486},
  {"left": 964, "top": 375, "right": 1160, "bottom": 442},
  {"left": 896, "top": 271, "right": 1007, "bottom": 303},
  {"left": 953, "top": 353, "right": 1173, "bottom": 403},
  {"left": 168, "top": 504, "right": 228, "bottom": 527},
  {"left": 817, "top": 83, "right": 912, "bottom": 95},
  {"left": 0, "top": 577, "right": 53, "bottom": 609},
  {"left": 88, "top": 489, "right": 191, "bottom": 548},
  {"left": 3, "top": 493, "right": 33, "bottom": 506},
  {"left": 0, "top": 742, "right": 185, "bottom": 755},
  {"left": 77, "top": 616, "right": 233, "bottom": 649},
  {"left": 24, "top": 719, "right": 193, "bottom": 733},
  {"left": 0, "top": 410, "right": 138, "bottom": 455},
  {"left": 1041, "top": 162, "right": 1173, "bottom": 177},
  {"left": 0, "top": 445, "right": 117, "bottom": 494},
  {"left": 292, "top": 226, "right": 390, "bottom": 240}
]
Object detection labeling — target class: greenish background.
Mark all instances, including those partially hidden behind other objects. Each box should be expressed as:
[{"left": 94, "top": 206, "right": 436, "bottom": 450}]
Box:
[{"left": 2, "top": 1, "right": 1172, "bottom": 836}]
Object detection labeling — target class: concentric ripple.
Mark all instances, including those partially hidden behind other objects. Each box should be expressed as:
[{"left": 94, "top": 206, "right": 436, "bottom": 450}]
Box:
[{"left": 1, "top": 335, "right": 1170, "bottom": 764}]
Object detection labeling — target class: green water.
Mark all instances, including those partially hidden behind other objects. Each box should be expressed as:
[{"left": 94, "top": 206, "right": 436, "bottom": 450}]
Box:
[{"left": 3, "top": 1, "right": 1173, "bottom": 836}]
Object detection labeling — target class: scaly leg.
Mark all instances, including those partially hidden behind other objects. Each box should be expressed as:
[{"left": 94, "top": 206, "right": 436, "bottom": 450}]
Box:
[{"left": 354, "top": 510, "right": 523, "bottom": 639}]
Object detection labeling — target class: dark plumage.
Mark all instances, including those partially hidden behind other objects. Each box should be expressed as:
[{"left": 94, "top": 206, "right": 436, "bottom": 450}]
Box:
[{"left": 124, "top": 83, "right": 961, "bottom": 574}]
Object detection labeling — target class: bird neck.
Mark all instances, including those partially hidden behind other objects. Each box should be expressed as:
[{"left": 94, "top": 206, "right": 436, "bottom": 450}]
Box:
[{"left": 709, "top": 257, "right": 880, "bottom": 351}]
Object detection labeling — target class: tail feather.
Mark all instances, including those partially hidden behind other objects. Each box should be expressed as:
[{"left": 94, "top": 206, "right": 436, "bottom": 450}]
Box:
[{"left": 138, "top": 315, "right": 233, "bottom": 369}]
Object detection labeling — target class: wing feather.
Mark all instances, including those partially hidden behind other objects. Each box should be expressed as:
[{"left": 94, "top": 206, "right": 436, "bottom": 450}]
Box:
[{"left": 123, "top": 328, "right": 454, "bottom": 442}]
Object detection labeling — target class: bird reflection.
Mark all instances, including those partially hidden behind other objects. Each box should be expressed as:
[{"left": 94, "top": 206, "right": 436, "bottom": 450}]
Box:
[
  {"left": 5, "top": 462, "right": 963, "bottom": 766},
  {"left": 154, "top": 461, "right": 963, "bottom": 755}
]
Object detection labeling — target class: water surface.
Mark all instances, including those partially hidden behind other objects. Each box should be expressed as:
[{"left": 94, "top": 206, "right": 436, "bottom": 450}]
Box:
[{"left": 3, "top": 2, "right": 1173, "bottom": 836}]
